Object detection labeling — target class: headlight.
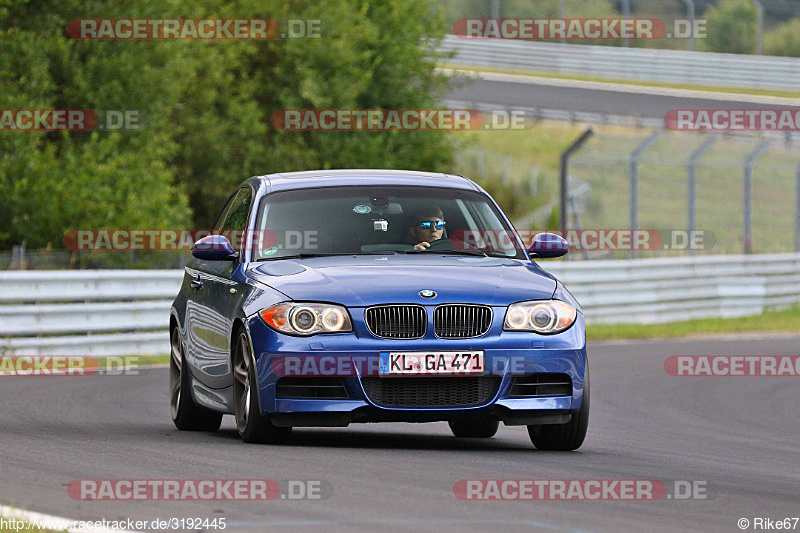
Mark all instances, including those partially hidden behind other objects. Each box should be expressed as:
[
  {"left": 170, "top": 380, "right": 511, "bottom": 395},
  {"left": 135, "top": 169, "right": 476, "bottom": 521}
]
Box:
[
  {"left": 259, "top": 303, "right": 353, "bottom": 336},
  {"left": 503, "top": 300, "right": 577, "bottom": 334}
]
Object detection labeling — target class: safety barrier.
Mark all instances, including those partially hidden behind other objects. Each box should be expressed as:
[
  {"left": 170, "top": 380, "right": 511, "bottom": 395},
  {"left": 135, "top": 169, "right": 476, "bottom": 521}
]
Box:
[{"left": 2, "top": 254, "right": 799, "bottom": 354}]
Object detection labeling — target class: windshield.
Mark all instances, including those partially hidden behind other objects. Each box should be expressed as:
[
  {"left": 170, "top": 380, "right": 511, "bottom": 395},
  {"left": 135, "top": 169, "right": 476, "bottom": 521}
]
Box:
[{"left": 251, "top": 185, "right": 526, "bottom": 261}]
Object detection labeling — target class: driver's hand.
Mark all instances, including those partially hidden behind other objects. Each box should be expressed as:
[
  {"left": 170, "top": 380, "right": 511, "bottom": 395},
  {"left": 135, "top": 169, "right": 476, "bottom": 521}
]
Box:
[{"left": 413, "top": 241, "right": 431, "bottom": 250}]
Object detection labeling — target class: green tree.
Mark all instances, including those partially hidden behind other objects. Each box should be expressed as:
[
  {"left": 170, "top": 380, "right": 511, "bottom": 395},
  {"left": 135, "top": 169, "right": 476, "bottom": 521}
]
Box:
[
  {"left": 701, "top": 0, "right": 757, "bottom": 54},
  {"left": 437, "top": 0, "right": 618, "bottom": 24},
  {"left": 175, "top": 0, "right": 455, "bottom": 224},
  {"left": 765, "top": 17, "right": 800, "bottom": 57},
  {"left": 0, "top": 0, "right": 455, "bottom": 250},
  {"left": 0, "top": 0, "right": 193, "bottom": 249}
]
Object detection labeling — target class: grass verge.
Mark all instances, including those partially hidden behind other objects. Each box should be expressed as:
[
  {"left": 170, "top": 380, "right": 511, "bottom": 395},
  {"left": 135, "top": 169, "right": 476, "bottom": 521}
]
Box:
[
  {"left": 444, "top": 64, "right": 800, "bottom": 100},
  {"left": 587, "top": 306, "right": 800, "bottom": 341},
  {"left": 460, "top": 120, "right": 600, "bottom": 171},
  {"left": 94, "top": 354, "right": 169, "bottom": 367},
  {"left": 461, "top": 117, "right": 799, "bottom": 254}
]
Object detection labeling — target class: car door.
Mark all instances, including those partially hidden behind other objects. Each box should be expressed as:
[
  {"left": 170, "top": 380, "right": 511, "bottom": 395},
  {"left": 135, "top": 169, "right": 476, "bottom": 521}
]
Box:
[{"left": 185, "top": 186, "right": 253, "bottom": 390}]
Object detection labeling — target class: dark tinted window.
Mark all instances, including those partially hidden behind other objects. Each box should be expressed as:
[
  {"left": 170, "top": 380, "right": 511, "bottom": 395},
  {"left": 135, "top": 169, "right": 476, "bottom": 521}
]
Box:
[
  {"left": 213, "top": 191, "right": 238, "bottom": 231},
  {"left": 220, "top": 187, "right": 253, "bottom": 232},
  {"left": 253, "top": 185, "right": 525, "bottom": 260}
]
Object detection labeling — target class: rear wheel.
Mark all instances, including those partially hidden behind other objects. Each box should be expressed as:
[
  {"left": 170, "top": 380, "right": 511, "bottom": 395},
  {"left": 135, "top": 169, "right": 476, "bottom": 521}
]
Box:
[
  {"left": 528, "top": 370, "right": 589, "bottom": 451},
  {"left": 233, "top": 330, "right": 292, "bottom": 444},
  {"left": 449, "top": 418, "right": 499, "bottom": 438},
  {"left": 170, "top": 327, "right": 223, "bottom": 431}
]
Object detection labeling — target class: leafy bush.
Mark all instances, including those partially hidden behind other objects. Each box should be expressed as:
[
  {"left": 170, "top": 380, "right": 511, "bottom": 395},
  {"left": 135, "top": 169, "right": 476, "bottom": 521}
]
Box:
[
  {"left": 764, "top": 17, "right": 800, "bottom": 57},
  {"left": 700, "top": 0, "right": 757, "bottom": 54},
  {"left": 0, "top": 0, "right": 454, "bottom": 252}
]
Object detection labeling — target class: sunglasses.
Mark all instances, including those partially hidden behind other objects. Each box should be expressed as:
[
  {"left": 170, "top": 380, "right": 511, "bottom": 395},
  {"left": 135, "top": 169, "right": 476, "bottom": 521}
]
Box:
[{"left": 416, "top": 220, "right": 446, "bottom": 230}]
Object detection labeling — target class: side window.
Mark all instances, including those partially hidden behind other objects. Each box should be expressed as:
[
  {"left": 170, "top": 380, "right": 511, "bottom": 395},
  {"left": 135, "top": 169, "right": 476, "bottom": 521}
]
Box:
[
  {"left": 213, "top": 191, "right": 239, "bottom": 232},
  {"left": 216, "top": 187, "right": 254, "bottom": 253},
  {"left": 221, "top": 187, "right": 253, "bottom": 232}
]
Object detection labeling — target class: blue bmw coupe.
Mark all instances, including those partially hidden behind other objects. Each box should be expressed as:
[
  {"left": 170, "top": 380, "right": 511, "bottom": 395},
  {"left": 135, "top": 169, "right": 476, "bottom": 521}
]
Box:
[{"left": 170, "top": 170, "right": 588, "bottom": 450}]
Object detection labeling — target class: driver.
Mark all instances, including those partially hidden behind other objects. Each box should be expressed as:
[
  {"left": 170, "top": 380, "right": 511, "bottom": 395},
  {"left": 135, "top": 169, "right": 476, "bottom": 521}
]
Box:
[{"left": 410, "top": 207, "right": 446, "bottom": 250}]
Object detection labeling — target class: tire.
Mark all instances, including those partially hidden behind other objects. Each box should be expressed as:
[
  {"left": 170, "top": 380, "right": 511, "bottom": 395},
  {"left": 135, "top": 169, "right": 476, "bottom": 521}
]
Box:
[
  {"left": 449, "top": 418, "right": 499, "bottom": 438},
  {"left": 170, "top": 327, "right": 223, "bottom": 431},
  {"left": 232, "top": 329, "right": 292, "bottom": 444},
  {"left": 528, "top": 369, "right": 590, "bottom": 451}
]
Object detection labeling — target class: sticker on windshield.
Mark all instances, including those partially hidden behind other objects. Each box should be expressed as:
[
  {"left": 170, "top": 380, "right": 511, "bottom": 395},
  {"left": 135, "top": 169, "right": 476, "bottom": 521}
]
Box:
[
  {"left": 353, "top": 205, "right": 372, "bottom": 214},
  {"left": 263, "top": 246, "right": 278, "bottom": 256}
]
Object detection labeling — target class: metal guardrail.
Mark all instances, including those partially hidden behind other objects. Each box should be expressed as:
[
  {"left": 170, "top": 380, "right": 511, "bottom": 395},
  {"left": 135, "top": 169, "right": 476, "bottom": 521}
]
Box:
[
  {"left": 443, "top": 98, "right": 665, "bottom": 129},
  {"left": 546, "top": 253, "right": 800, "bottom": 324},
  {"left": 2, "top": 255, "right": 799, "bottom": 355},
  {"left": 440, "top": 35, "right": 800, "bottom": 91},
  {"left": 0, "top": 270, "right": 183, "bottom": 303},
  {"left": 0, "top": 270, "right": 181, "bottom": 356}
]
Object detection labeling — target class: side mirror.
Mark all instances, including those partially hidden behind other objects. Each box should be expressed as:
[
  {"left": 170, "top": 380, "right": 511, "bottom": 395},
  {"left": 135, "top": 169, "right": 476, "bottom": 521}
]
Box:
[
  {"left": 191, "top": 235, "right": 239, "bottom": 261},
  {"left": 528, "top": 232, "right": 569, "bottom": 258}
]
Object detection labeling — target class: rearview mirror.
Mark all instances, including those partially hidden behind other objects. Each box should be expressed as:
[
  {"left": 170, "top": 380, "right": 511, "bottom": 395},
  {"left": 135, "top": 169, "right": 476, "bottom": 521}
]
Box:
[
  {"left": 528, "top": 232, "right": 569, "bottom": 258},
  {"left": 191, "top": 235, "right": 239, "bottom": 261}
]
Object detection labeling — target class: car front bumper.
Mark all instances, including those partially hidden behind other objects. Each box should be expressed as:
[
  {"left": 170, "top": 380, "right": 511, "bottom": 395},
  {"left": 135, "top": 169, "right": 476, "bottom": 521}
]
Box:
[{"left": 246, "top": 310, "right": 587, "bottom": 427}]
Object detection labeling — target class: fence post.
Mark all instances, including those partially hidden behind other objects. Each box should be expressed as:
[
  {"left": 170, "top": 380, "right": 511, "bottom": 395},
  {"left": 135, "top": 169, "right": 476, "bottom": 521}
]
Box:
[
  {"left": 680, "top": 0, "right": 696, "bottom": 51},
  {"left": 567, "top": 176, "right": 590, "bottom": 261},
  {"left": 687, "top": 135, "right": 719, "bottom": 256},
  {"left": 743, "top": 139, "right": 772, "bottom": 254},
  {"left": 630, "top": 130, "right": 664, "bottom": 258},
  {"left": 560, "top": 128, "right": 594, "bottom": 234},
  {"left": 750, "top": 0, "right": 764, "bottom": 55},
  {"left": 796, "top": 160, "right": 800, "bottom": 253}
]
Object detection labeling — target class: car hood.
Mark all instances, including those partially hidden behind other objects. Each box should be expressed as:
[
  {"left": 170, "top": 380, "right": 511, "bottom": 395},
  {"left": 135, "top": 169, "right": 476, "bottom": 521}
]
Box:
[{"left": 247, "top": 255, "right": 556, "bottom": 307}]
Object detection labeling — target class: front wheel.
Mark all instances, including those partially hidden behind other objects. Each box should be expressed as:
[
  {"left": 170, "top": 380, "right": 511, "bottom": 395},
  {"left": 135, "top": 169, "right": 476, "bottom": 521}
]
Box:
[
  {"left": 527, "top": 370, "right": 589, "bottom": 451},
  {"left": 232, "top": 330, "right": 292, "bottom": 444},
  {"left": 449, "top": 418, "right": 499, "bottom": 438},
  {"left": 170, "top": 327, "right": 223, "bottom": 431}
]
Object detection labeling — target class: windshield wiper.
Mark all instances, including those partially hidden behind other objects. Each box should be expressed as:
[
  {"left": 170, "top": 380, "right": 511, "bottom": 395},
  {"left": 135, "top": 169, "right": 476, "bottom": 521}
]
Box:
[
  {"left": 256, "top": 251, "right": 403, "bottom": 261},
  {"left": 257, "top": 250, "right": 509, "bottom": 261},
  {"left": 256, "top": 253, "right": 351, "bottom": 261},
  {"left": 357, "top": 251, "right": 401, "bottom": 255},
  {"left": 402, "top": 249, "right": 502, "bottom": 257}
]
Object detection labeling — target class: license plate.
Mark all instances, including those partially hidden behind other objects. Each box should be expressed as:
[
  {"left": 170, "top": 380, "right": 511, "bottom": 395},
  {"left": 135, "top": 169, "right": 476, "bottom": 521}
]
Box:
[{"left": 379, "top": 351, "right": 484, "bottom": 376}]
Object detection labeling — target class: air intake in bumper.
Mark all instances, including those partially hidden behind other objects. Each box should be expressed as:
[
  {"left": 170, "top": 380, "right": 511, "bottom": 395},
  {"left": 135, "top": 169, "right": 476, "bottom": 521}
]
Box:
[
  {"left": 361, "top": 376, "right": 501, "bottom": 408},
  {"left": 276, "top": 377, "right": 349, "bottom": 399},
  {"left": 509, "top": 373, "right": 572, "bottom": 397}
]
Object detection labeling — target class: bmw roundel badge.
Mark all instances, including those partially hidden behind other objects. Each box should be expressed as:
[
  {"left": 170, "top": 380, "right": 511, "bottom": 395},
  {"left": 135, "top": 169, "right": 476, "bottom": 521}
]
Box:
[{"left": 419, "top": 290, "right": 436, "bottom": 298}]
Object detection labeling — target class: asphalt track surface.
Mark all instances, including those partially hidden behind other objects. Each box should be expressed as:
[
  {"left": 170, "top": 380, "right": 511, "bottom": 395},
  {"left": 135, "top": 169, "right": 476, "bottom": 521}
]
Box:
[
  {"left": 2, "top": 335, "right": 799, "bottom": 532},
  {"left": 446, "top": 77, "right": 800, "bottom": 118}
]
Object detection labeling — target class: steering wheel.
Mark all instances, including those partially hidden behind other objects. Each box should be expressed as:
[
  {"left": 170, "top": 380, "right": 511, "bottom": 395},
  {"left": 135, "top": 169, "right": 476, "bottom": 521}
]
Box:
[{"left": 423, "top": 238, "right": 454, "bottom": 251}]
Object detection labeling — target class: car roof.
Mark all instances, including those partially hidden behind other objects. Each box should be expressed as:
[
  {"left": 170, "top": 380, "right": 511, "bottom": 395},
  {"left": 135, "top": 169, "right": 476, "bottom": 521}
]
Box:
[{"left": 249, "top": 169, "right": 480, "bottom": 193}]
